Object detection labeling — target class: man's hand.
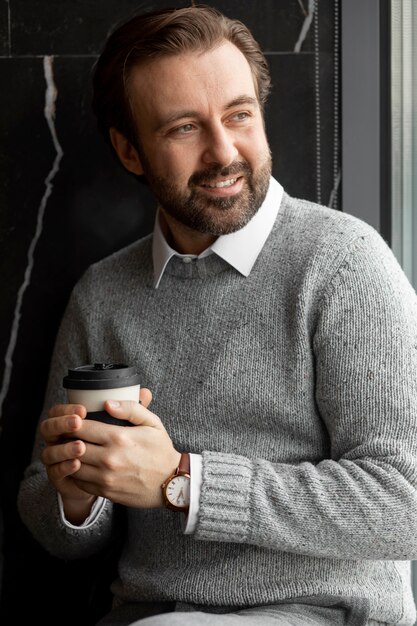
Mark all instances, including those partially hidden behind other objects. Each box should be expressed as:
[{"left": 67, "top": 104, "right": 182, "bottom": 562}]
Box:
[
  {"left": 41, "top": 400, "right": 95, "bottom": 524},
  {"left": 69, "top": 396, "right": 181, "bottom": 509},
  {"left": 40, "top": 388, "right": 175, "bottom": 523}
]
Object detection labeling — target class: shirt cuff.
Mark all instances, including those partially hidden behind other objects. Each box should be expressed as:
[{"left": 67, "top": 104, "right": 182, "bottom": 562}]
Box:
[
  {"left": 58, "top": 493, "right": 106, "bottom": 529},
  {"left": 57, "top": 453, "right": 202, "bottom": 532},
  {"left": 183, "top": 452, "right": 202, "bottom": 534}
]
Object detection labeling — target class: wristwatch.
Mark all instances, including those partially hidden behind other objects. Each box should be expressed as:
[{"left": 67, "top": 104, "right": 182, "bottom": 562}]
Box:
[{"left": 161, "top": 452, "right": 190, "bottom": 512}]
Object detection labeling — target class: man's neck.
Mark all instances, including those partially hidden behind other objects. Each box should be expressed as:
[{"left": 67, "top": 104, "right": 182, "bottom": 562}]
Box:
[{"left": 159, "top": 208, "right": 217, "bottom": 255}]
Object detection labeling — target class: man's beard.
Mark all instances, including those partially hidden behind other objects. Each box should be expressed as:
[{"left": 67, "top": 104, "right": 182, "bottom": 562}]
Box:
[{"left": 141, "top": 154, "right": 272, "bottom": 236}]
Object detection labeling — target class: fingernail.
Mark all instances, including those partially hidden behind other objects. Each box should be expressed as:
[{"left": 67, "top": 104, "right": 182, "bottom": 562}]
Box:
[
  {"left": 108, "top": 400, "right": 120, "bottom": 408},
  {"left": 72, "top": 441, "right": 83, "bottom": 455},
  {"left": 67, "top": 416, "right": 77, "bottom": 430}
]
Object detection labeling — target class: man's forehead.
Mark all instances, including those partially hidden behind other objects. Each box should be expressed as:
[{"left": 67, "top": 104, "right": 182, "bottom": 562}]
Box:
[
  {"left": 128, "top": 41, "right": 258, "bottom": 118},
  {"left": 130, "top": 41, "right": 252, "bottom": 87}
]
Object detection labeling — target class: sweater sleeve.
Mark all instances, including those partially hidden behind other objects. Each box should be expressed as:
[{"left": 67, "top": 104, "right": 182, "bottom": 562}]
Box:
[
  {"left": 18, "top": 462, "right": 115, "bottom": 560},
  {"left": 193, "top": 230, "right": 417, "bottom": 560},
  {"left": 17, "top": 275, "right": 116, "bottom": 560}
]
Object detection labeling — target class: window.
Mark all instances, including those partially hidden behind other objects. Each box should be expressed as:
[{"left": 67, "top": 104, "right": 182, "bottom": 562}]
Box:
[
  {"left": 391, "top": 0, "right": 417, "bottom": 289},
  {"left": 342, "top": 1, "right": 417, "bottom": 618},
  {"left": 390, "top": 1, "right": 417, "bottom": 618}
]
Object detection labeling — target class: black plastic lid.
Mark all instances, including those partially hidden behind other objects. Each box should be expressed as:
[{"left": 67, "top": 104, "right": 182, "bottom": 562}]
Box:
[{"left": 63, "top": 363, "right": 140, "bottom": 390}]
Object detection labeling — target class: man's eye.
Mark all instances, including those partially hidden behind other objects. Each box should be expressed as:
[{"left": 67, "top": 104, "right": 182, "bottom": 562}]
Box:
[
  {"left": 172, "top": 123, "right": 194, "bottom": 134},
  {"left": 231, "top": 111, "right": 250, "bottom": 122}
]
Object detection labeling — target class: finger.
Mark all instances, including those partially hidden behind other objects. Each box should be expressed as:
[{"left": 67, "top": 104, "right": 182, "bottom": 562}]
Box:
[
  {"left": 40, "top": 413, "right": 84, "bottom": 442},
  {"left": 104, "top": 399, "right": 162, "bottom": 428},
  {"left": 48, "top": 404, "right": 87, "bottom": 419},
  {"left": 47, "top": 458, "right": 82, "bottom": 482},
  {"left": 139, "top": 387, "right": 152, "bottom": 409},
  {"left": 41, "top": 439, "right": 86, "bottom": 466}
]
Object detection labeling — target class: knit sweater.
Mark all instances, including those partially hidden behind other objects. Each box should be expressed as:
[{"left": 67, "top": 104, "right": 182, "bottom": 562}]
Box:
[{"left": 18, "top": 191, "right": 417, "bottom": 624}]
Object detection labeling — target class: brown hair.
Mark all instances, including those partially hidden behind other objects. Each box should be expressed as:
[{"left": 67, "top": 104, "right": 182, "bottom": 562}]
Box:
[{"left": 92, "top": 4, "right": 271, "bottom": 148}]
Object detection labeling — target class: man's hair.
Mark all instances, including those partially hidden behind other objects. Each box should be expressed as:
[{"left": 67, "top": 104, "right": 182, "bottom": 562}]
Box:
[{"left": 92, "top": 4, "right": 271, "bottom": 148}]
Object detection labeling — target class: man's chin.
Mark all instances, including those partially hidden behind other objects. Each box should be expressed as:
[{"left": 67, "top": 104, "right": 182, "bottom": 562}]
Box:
[
  {"left": 190, "top": 206, "right": 257, "bottom": 236},
  {"left": 190, "top": 183, "right": 244, "bottom": 204}
]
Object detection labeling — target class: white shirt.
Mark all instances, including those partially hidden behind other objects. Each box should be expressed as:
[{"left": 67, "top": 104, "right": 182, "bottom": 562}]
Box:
[
  {"left": 152, "top": 176, "right": 283, "bottom": 289},
  {"left": 59, "top": 176, "right": 283, "bottom": 531}
]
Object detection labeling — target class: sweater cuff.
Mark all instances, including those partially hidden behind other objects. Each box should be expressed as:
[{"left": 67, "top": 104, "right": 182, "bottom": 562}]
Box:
[{"left": 195, "top": 451, "right": 253, "bottom": 542}]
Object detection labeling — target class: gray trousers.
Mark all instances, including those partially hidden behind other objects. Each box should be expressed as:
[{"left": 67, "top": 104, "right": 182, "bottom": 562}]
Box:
[{"left": 96, "top": 597, "right": 380, "bottom": 626}]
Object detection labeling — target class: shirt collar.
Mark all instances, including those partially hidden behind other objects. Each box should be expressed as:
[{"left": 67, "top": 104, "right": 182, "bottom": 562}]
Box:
[{"left": 152, "top": 176, "right": 283, "bottom": 289}]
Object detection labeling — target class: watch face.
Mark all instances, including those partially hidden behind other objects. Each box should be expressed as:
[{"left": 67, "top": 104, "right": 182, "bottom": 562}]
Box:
[{"left": 166, "top": 475, "right": 190, "bottom": 508}]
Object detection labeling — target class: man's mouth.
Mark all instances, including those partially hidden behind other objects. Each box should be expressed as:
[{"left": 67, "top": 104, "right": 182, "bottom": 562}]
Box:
[{"left": 201, "top": 177, "right": 240, "bottom": 189}]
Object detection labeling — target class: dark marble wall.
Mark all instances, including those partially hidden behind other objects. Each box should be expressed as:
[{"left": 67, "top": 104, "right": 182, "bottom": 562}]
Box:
[{"left": 0, "top": 1, "right": 339, "bottom": 623}]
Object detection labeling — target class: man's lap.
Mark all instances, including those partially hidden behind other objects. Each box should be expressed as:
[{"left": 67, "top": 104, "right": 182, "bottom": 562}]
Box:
[
  {"left": 136, "top": 604, "right": 353, "bottom": 625},
  {"left": 97, "top": 597, "right": 374, "bottom": 626}
]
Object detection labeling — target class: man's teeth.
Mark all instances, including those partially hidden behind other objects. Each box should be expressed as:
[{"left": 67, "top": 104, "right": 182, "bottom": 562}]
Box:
[{"left": 204, "top": 178, "right": 238, "bottom": 188}]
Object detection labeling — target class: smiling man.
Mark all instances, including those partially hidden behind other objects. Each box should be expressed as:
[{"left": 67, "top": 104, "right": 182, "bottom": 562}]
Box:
[
  {"left": 109, "top": 40, "right": 272, "bottom": 253},
  {"left": 17, "top": 5, "right": 417, "bottom": 626}
]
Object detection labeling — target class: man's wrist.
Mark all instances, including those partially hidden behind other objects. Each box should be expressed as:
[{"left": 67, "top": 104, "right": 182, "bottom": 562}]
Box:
[
  {"left": 161, "top": 452, "right": 191, "bottom": 512},
  {"left": 62, "top": 495, "right": 97, "bottom": 526}
]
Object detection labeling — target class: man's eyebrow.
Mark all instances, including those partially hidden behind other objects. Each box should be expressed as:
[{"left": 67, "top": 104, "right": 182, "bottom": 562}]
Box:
[
  {"left": 155, "top": 96, "right": 259, "bottom": 131},
  {"left": 224, "top": 95, "right": 259, "bottom": 109},
  {"left": 155, "top": 111, "right": 199, "bottom": 130}
]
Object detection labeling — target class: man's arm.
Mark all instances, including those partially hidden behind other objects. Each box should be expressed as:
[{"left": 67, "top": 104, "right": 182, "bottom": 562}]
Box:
[{"left": 191, "top": 231, "right": 417, "bottom": 560}]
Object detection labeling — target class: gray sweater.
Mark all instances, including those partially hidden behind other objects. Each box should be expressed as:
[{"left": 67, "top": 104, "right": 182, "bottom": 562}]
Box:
[{"left": 18, "top": 192, "right": 417, "bottom": 624}]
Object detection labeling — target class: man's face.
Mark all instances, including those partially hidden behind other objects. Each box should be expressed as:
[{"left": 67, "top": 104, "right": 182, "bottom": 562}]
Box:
[{"left": 128, "top": 41, "right": 272, "bottom": 237}]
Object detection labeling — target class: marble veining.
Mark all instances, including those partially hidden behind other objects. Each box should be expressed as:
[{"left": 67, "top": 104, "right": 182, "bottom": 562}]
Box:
[
  {"left": 294, "top": 0, "right": 315, "bottom": 53},
  {"left": 0, "top": 55, "right": 63, "bottom": 426}
]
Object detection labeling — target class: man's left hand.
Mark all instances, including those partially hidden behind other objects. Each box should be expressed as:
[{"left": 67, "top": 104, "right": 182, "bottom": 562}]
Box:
[{"left": 69, "top": 393, "right": 181, "bottom": 509}]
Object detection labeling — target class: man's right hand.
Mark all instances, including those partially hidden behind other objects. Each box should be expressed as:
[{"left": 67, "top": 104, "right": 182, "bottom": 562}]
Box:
[
  {"left": 40, "top": 402, "right": 97, "bottom": 525},
  {"left": 40, "top": 388, "right": 153, "bottom": 524}
]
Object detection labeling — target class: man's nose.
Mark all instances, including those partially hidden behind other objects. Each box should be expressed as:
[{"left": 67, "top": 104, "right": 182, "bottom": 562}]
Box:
[{"left": 201, "top": 124, "right": 239, "bottom": 167}]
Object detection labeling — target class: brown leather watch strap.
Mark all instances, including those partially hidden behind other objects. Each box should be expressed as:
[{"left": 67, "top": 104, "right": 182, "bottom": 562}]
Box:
[{"left": 178, "top": 452, "right": 190, "bottom": 475}]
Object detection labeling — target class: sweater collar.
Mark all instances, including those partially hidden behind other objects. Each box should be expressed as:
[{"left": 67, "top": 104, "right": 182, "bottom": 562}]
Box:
[{"left": 152, "top": 176, "right": 283, "bottom": 289}]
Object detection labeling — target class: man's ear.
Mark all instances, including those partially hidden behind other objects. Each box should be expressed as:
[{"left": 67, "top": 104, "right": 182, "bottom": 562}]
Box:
[{"left": 109, "top": 127, "right": 144, "bottom": 176}]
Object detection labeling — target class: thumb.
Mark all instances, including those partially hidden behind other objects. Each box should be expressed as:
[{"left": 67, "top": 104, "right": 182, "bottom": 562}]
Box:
[
  {"left": 104, "top": 399, "right": 162, "bottom": 428},
  {"left": 139, "top": 387, "right": 152, "bottom": 409}
]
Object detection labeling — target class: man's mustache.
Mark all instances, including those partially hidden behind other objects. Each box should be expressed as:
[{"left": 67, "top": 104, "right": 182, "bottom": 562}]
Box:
[{"left": 189, "top": 161, "right": 252, "bottom": 187}]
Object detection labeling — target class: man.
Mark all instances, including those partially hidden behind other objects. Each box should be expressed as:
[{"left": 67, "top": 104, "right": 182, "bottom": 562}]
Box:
[{"left": 17, "top": 5, "right": 417, "bottom": 626}]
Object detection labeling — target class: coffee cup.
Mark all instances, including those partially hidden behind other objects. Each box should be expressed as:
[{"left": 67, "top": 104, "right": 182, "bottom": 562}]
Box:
[{"left": 63, "top": 363, "right": 140, "bottom": 426}]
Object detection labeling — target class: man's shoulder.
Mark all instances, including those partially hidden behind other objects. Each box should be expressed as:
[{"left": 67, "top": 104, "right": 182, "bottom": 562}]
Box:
[
  {"left": 280, "top": 192, "right": 376, "bottom": 237},
  {"left": 263, "top": 190, "right": 394, "bottom": 288},
  {"left": 74, "top": 233, "right": 153, "bottom": 299},
  {"left": 276, "top": 191, "right": 385, "bottom": 255},
  {"left": 90, "top": 232, "right": 153, "bottom": 275}
]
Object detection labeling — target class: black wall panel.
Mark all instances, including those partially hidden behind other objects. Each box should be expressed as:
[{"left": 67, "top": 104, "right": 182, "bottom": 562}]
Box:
[{"left": 0, "top": 2, "right": 340, "bottom": 623}]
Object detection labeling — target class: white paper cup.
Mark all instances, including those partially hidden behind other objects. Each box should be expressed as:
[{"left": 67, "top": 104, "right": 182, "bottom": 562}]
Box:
[{"left": 63, "top": 363, "right": 140, "bottom": 426}]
